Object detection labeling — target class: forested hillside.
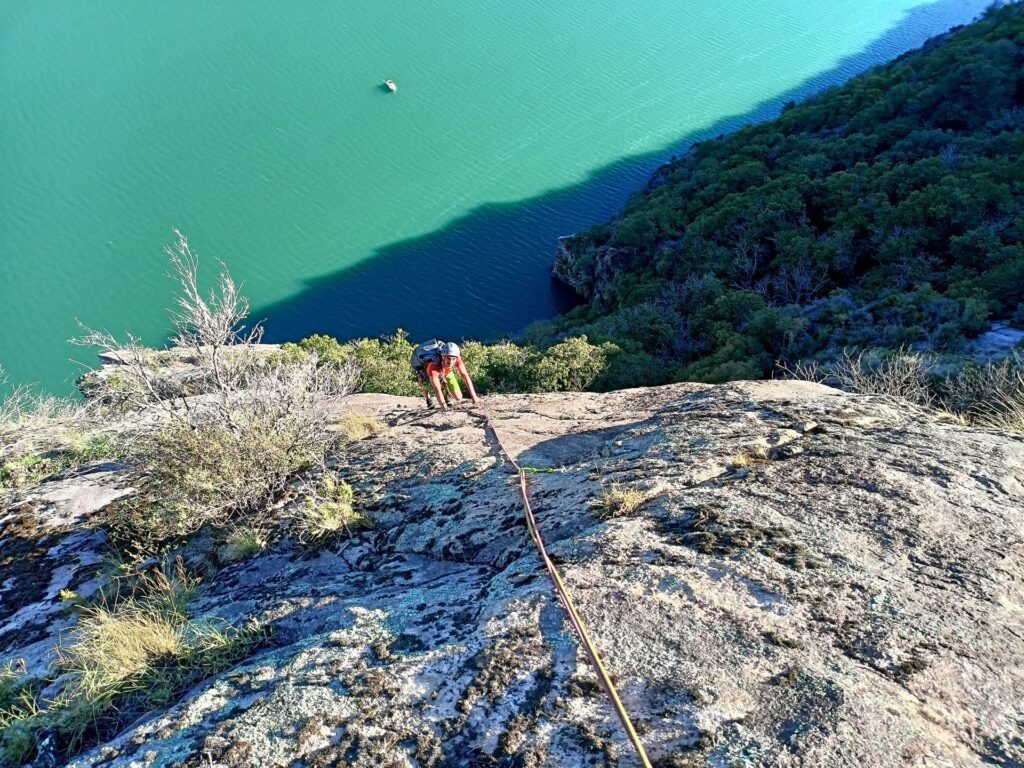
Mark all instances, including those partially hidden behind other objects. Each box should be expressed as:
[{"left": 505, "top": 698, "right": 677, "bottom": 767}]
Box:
[{"left": 538, "top": 3, "right": 1024, "bottom": 383}]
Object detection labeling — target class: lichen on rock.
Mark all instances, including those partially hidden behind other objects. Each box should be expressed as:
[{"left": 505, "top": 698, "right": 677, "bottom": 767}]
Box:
[{"left": 1, "top": 381, "right": 1022, "bottom": 766}]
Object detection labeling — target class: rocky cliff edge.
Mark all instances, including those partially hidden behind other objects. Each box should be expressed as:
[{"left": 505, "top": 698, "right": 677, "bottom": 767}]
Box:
[{"left": 2, "top": 381, "right": 1022, "bottom": 767}]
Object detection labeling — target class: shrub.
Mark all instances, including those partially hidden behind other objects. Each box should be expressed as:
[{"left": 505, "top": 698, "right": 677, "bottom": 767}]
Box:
[
  {"left": 297, "top": 334, "right": 351, "bottom": 367},
  {"left": 350, "top": 332, "right": 419, "bottom": 396},
  {"left": 297, "top": 475, "right": 371, "bottom": 544},
  {"left": 783, "top": 348, "right": 937, "bottom": 407},
  {"left": 107, "top": 410, "right": 319, "bottom": 554},
  {"left": 941, "top": 353, "right": 1024, "bottom": 413},
  {"left": 462, "top": 340, "right": 539, "bottom": 394},
  {"left": 970, "top": 371, "right": 1024, "bottom": 434},
  {"left": 533, "top": 336, "right": 610, "bottom": 392},
  {"left": 271, "top": 342, "right": 310, "bottom": 367}
]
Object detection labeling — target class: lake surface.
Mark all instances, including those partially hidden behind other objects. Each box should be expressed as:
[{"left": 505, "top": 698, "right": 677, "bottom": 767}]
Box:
[{"left": 0, "top": 0, "right": 991, "bottom": 393}]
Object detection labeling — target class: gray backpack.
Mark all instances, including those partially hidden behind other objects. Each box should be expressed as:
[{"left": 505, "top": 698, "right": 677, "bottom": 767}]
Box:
[{"left": 411, "top": 339, "right": 445, "bottom": 377}]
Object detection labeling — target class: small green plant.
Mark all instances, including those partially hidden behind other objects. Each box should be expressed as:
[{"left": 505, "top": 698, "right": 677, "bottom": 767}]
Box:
[
  {"left": 0, "top": 432, "right": 119, "bottom": 490},
  {"left": 218, "top": 526, "right": 268, "bottom": 563},
  {"left": 590, "top": 482, "right": 663, "bottom": 518},
  {"left": 0, "top": 661, "right": 40, "bottom": 767},
  {"left": 297, "top": 475, "right": 371, "bottom": 544},
  {"left": 0, "top": 453, "right": 50, "bottom": 489},
  {"left": 64, "top": 432, "right": 120, "bottom": 464}
]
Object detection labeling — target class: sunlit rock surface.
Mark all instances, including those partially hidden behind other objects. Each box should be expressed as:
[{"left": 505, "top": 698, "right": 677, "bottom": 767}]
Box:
[{"left": 3, "top": 381, "right": 1022, "bottom": 767}]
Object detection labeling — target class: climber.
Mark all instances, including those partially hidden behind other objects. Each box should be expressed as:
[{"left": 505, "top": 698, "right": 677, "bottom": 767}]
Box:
[{"left": 410, "top": 340, "right": 482, "bottom": 410}]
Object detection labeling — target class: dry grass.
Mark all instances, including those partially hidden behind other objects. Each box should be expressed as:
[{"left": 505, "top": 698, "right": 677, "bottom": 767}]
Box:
[
  {"left": 47, "top": 561, "right": 263, "bottom": 755},
  {"left": 335, "top": 413, "right": 387, "bottom": 444},
  {"left": 941, "top": 352, "right": 1023, "bottom": 413},
  {"left": 0, "top": 365, "right": 93, "bottom": 433},
  {"left": 591, "top": 482, "right": 663, "bottom": 518},
  {"left": 972, "top": 378, "right": 1024, "bottom": 434},
  {"left": 0, "top": 660, "right": 39, "bottom": 767}
]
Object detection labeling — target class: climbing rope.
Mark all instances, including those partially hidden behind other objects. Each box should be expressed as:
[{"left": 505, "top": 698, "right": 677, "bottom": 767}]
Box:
[{"left": 473, "top": 407, "right": 653, "bottom": 768}]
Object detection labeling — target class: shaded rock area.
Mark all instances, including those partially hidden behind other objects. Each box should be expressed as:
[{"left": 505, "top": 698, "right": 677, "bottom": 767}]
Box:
[{"left": 2, "top": 382, "right": 1023, "bottom": 767}]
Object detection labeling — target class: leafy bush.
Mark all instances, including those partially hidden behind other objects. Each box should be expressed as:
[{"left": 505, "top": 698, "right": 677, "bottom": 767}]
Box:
[
  {"left": 107, "top": 415, "right": 309, "bottom": 552},
  {"left": 462, "top": 340, "right": 539, "bottom": 393},
  {"left": 533, "top": 337, "right": 611, "bottom": 392},
  {"left": 107, "top": 410, "right": 319, "bottom": 554},
  {"left": 297, "top": 334, "right": 351, "bottom": 367},
  {"left": 349, "top": 332, "right": 419, "bottom": 396}
]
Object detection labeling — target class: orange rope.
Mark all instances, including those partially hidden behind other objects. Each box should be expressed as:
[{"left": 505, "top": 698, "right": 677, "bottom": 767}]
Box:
[{"left": 477, "top": 409, "right": 653, "bottom": 768}]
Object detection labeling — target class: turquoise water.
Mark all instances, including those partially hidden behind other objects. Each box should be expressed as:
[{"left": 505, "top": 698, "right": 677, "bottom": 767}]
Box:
[{"left": 0, "top": 0, "right": 991, "bottom": 393}]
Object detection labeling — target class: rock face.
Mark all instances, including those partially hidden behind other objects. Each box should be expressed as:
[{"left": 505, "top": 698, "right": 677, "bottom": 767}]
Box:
[{"left": 3, "top": 381, "right": 1023, "bottom": 767}]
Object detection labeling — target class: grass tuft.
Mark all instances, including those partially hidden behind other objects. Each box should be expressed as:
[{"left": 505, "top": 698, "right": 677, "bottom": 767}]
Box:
[
  {"left": 297, "top": 475, "right": 372, "bottom": 544},
  {"left": 218, "top": 526, "right": 268, "bottom": 563},
  {"left": 335, "top": 413, "right": 387, "bottom": 444},
  {"left": 591, "top": 482, "right": 663, "bottom": 518}
]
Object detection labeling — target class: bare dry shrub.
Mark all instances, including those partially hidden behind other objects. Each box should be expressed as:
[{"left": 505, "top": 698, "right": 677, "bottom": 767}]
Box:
[
  {"left": 72, "top": 232, "right": 359, "bottom": 554},
  {"left": 941, "top": 353, "right": 1024, "bottom": 414},
  {"left": 780, "top": 348, "right": 936, "bottom": 407}
]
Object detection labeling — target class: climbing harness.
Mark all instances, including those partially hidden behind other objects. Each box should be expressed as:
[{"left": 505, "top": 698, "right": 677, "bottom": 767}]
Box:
[{"left": 473, "top": 406, "right": 653, "bottom": 768}]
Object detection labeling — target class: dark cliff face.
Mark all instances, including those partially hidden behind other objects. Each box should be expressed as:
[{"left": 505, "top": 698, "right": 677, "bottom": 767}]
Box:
[{"left": 4, "top": 381, "right": 1023, "bottom": 767}]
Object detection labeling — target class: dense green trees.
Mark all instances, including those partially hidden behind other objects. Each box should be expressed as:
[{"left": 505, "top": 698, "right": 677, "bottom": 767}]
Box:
[{"left": 536, "top": 4, "right": 1024, "bottom": 382}]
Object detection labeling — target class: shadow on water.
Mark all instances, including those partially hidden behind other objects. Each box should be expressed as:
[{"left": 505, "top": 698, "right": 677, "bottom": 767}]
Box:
[{"left": 252, "top": 0, "right": 980, "bottom": 347}]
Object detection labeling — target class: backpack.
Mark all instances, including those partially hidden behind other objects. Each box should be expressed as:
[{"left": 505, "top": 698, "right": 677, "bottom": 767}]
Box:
[{"left": 410, "top": 339, "right": 445, "bottom": 376}]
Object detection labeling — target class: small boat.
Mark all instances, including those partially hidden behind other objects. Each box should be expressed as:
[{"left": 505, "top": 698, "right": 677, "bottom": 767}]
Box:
[{"left": 385, "top": 79, "right": 397, "bottom": 93}]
